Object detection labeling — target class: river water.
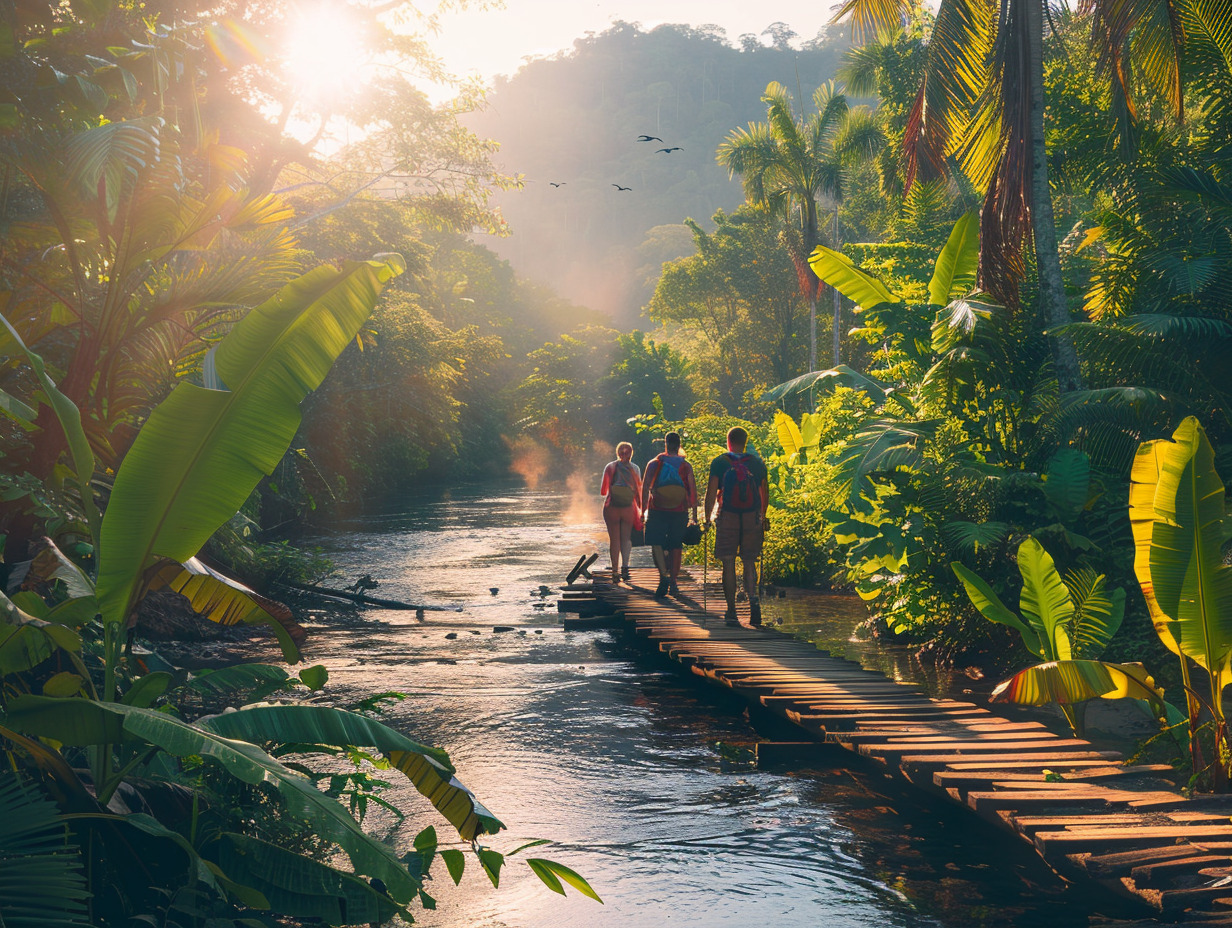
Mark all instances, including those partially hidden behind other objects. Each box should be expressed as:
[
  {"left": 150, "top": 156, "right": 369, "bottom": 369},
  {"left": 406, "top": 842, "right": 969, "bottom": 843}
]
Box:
[{"left": 298, "top": 484, "right": 1119, "bottom": 928}]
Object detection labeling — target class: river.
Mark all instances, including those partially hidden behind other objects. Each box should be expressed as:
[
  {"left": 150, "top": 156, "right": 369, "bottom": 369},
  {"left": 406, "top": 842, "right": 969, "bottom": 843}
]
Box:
[{"left": 296, "top": 484, "right": 1119, "bottom": 928}]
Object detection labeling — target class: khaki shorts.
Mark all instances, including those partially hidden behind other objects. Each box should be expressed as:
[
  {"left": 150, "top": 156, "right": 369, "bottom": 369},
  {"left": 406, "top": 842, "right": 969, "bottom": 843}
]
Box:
[{"left": 714, "top": 510, "right": 762, "bottom": 559}]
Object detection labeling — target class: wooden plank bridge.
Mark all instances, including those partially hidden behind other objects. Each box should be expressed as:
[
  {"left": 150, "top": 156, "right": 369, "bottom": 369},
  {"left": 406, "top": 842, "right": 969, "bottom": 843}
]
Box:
[{"left": 583, "top": 567, "right": 1232, "bottom": 926}]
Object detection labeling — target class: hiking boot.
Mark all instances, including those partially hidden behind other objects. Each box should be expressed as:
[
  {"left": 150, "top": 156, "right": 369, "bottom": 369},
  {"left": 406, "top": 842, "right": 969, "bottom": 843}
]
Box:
[
  {"left": 749, "top": 599, "right": 762, "bottom": 627},
  {"left": 668, "top": 580, "right": 682, "bottom": 598},
  {"left": 724, "top": 608, "right": 739, "bottom": 627},
  {"left": 620, "top": 567, "right": 631, "bottom": 582},
  {"left": 654, "top": 577, "right": 670, "bottom": 598}
]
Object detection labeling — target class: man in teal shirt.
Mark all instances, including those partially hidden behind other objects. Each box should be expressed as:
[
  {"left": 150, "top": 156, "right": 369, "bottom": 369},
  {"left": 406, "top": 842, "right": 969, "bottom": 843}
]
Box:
[{"left": 703, "top": 426, "right": 769, "bottom": 626}]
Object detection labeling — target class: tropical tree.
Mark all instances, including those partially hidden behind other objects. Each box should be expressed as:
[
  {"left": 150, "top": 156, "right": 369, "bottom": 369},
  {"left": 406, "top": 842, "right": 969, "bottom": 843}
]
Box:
[
  {"left": 717, "top": 81, "right": 884, "bottom": 369},
  {"left": 828, "top": 0, "right": 1232, "bottom": 392}
]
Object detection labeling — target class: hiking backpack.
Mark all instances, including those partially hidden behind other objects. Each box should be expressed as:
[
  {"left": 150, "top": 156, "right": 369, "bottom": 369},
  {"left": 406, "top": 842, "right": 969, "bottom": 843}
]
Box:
[
  {"left": 650, "top": 454, "right": 687, "bottom": 507},
  {"left": 720, "top": 452, "right": 759, "bottom": 513},
  {"left": 608, "top": 462, "right": 636, "bottom": 507}
]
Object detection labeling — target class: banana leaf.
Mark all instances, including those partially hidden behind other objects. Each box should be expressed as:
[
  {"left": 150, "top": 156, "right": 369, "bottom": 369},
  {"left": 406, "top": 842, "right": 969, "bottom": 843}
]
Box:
[
  {"left": 927, "top": 211, "right": 978, "bottom": 306},
  {"left": 807, "top": 245, "right": 900, "bottom": 310},
  {"left": 0, "top": 777, "right": 91, "bottom": 928},
  {"left": 1139, "top": 418, "right": 1232, "bottom": 692},
  {"left": 146, "top": 557, "right": 304, "bottom": 662},
  {"left": 96, "top": 255, "right": 403, "bottom": 627},
  {"left": 775, "top": 411, "right": 804, "bottom": 456},
  {"left": 1129, "top": 436, "right": 1180, "bottom": 654},
  {"left": 951, "top": 562, "right": 1042, "bottom": 657},
  {"left": 1, "top": 697, "right": 433, "bottom": 903},
  {"left": 216, "top": 832, "right": 406, "bottom": 924},
  {"left": 197, "top": 703, "right": 504, "bottom": 841},
  {"left": 990, "top": 660, "right": 1164, "bottom": 707},
  {"left": 0, "top": 591, "right": 82, "bottom": 677},
  {"left": 1016, "top": 537, "right": 1074, "bottom": 662}
]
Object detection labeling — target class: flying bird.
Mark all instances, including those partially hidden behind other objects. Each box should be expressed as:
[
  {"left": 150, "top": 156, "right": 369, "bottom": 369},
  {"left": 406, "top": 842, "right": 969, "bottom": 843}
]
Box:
[
  {"left": 656, "top": 147, "right": 683, "bottom": 154},
  {"left": 549, "top": 182, "right": 565, "bottom": 187},
  {"left": 612, "top": 184, "right": 632, "bottom": 191},
  {"left": 637, "top": 135, "right": 663, "bottom": 142}
]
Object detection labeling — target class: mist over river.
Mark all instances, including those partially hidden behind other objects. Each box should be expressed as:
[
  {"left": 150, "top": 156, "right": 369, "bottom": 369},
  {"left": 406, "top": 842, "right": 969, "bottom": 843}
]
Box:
[{"left": 291, "top": 483, "right": 1118, "bottom": 927}]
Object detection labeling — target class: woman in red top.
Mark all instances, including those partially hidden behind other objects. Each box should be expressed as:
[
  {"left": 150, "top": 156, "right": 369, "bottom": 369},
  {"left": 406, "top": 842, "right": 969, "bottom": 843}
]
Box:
[{"left": 600, "top": 441, "right": 642, "bottom": 582}]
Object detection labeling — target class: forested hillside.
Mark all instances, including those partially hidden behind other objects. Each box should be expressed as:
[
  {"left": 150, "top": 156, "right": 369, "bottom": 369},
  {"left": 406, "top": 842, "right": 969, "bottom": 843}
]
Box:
[{"left": 466, "top": 22, "right": 853, "bottom": 322}]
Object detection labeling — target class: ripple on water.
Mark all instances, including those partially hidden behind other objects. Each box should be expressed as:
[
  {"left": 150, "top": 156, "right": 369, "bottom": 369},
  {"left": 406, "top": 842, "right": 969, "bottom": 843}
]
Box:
[{"left": 295, "top": 485, "right": 1110, "bottom": 928}]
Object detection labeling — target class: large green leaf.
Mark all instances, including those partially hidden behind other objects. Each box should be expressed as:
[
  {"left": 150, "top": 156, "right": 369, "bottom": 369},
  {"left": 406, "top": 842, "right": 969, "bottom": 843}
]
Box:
[
  {"left": 147, "top": 558, "right": 302, "bottom": 662},
  {"left": 990, "top": 660, "right": 1164, "bottom": 708},
  {"left": 1, "top": 697, "right": 425, "bottom": 903},
  {"left": 807, "top": 245, "right": 900, "bottom": 310},
  {"left": 951, "top": 562, "right": 1042, "bottom": 657},
  {"left": 927, "top": 211, "right": 978, "bottom": 306},
  {"left": 1016, "top": 537, "right": 1075, "bottom": 662},
  {"left": 0, "top": 591, "right": 82, "bottom": 677},
  {"left": 216, "top": 832, "right": 406, "bottom": 925},
  {"left": 1129, "top": 436, "right": 1179, "bottom": 654},
  {"left": 198, "top": 703, "right": 503, "bottom": 841},
  {"left": 0, "top": 777, "right": 91, "bottom": 928},
  {"left": 1141, "top": 417, "right": 1232, "bottom": 695},
  {"left": 96, "top": 256, "right": 404, "bottom": 627},
  {"left": 1042, "top": 448, "right": 1092, "bottom": 524}
]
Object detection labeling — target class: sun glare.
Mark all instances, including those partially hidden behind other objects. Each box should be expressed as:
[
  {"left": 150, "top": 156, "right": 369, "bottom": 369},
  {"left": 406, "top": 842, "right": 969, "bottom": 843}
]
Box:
[{"left": 282, "top": 4, "right": 369, "bottom": 105}]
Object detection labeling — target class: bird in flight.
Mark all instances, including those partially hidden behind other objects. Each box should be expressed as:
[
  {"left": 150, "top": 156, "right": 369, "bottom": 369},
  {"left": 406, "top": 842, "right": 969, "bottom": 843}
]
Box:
[
  {"left": 549, "top": 182, "right": 565, "bottom": 187},
  {"left": 612, "top": 184, "right": 632, "bottom": 191},
  {"left": 656, "top": 147, "right": 683, "bottom": 154},
  {"left": 637, "top": 135, "right": 663, "bottom": 142}
]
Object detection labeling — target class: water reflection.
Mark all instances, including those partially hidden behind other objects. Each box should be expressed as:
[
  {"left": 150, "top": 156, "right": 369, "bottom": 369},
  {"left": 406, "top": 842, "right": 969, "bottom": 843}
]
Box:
[{"left": 296, "top": 484, "right": 1119, "bottom": 927}]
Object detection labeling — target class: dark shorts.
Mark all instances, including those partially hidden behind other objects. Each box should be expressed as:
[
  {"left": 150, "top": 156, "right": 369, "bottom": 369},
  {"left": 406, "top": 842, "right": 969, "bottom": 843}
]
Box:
[
  {"left": 645, "top": 509, "right": 688, "bottom": 550},
  {"left": 715, "top": 509, "right": 763, "bottom": 559}
]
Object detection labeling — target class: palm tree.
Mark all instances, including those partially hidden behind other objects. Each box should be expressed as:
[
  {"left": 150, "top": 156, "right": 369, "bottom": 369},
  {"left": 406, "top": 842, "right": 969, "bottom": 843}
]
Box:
[
  {"left": 718, "top": 81, "right": 885, "bottom": 369},
  {"left": 829, "top": 0, "right": 1220, "bottom": 392}
]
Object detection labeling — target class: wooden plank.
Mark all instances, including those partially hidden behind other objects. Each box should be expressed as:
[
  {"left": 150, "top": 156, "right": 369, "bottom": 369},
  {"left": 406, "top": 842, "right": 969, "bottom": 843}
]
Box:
[
  {"left": 899, "top": 751, "right": 1122, "bottom": 769},
  {"left": 934, "top": 766, "right": 1171, "bottom": 789},
  {"left": 1132, "top": 855, "right": 1232, "bottom": 885},
  {"left": 864, "top": 738, "right": 1093, "bottom": 758},
  {"left": 1081, "top": 844, "right": 1232, "bottom": 877},
  {"left": 1036, "top": 825, "right": 1232, "bottom": 856}
]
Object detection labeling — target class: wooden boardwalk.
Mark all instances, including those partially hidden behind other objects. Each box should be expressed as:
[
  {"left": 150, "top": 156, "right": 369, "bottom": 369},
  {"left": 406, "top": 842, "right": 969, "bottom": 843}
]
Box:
[{"left": 590, "top": 567, "right": 1232, "bottom": 926}]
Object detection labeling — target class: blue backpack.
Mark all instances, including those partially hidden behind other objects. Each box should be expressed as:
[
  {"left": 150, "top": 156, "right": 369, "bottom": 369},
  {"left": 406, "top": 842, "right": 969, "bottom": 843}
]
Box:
[
  {"left": 720, "top": 452, "right": 759, "bottom": 513},
  {"left": 651, "top": 454, "right": 687, "bottom": 507}
]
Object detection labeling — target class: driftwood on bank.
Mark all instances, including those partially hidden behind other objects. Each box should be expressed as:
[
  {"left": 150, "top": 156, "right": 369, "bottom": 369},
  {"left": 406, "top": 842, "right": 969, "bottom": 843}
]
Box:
[{"left": 273, "top": 580, "right": 462, "bottom": 612}]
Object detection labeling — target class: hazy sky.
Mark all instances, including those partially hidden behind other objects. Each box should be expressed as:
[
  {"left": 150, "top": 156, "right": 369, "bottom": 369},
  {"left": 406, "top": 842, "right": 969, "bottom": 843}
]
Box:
[{"left": 430, "top": 0, "right": 836, "bottom": 86}]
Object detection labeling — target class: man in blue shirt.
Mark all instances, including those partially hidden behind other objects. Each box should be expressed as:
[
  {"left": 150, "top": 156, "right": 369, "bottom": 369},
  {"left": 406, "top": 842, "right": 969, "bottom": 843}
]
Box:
[{"left": 703, "top": 426, "right": 769, "bottom": 626}]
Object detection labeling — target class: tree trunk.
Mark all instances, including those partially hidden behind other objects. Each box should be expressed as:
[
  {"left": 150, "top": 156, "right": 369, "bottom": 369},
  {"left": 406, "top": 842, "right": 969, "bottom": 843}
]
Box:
[
  {"left": 809, "top": 294, "right": 817, "bottom": 371},
  {"left": 1027, "top": 0, "right": 1082, "bottom": 392},
  {"left": 831, "top": 206, "right": 841, "bottom": 366},
  {"left": 832, "top": 286, "right": 842, "bottom": 366}
]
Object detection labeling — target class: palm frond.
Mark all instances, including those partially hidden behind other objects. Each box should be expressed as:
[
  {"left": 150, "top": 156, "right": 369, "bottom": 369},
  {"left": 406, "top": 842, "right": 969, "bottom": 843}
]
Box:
[{"left": 0, "top": 778, "right": 91, "bottom": 928}]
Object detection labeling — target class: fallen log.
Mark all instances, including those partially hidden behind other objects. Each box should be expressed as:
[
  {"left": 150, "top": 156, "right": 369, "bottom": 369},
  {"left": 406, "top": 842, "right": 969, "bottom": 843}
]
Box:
[{"left": 273, "top": 580, "right": 462, "bottom": 612}]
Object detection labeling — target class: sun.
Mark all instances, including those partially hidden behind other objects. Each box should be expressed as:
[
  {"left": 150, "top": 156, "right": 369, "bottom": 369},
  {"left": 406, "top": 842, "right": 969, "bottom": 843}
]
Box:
[{"left": 281, "top": 4, "right": 370, "bottom": 105}]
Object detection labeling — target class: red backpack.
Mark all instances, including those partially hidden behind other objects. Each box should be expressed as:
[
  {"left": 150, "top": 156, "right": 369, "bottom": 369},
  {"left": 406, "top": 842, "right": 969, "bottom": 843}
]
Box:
[{"left": 720, "top": 452, "right": 758, "bottom": 513}]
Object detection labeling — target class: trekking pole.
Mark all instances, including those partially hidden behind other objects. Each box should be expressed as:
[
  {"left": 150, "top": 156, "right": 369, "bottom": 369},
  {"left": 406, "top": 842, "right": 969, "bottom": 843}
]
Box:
[{"left": 702, "top": 525, "right": 708, "bottom": 620}]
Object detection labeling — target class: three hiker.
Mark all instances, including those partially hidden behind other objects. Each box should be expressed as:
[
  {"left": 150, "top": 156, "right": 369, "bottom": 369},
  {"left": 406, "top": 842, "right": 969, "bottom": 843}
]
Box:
[
  {"left": 640, "top": 431, "right": 698, "bottom": 598},
  {"left": 600, "top": 442, "right": 642, "bottom": 582},
  {"left": 600, "top": 427, "right": 768, "bottom": 627},
  {"left": 704, "top": 427, "right": 769, "bottom": 627}
]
